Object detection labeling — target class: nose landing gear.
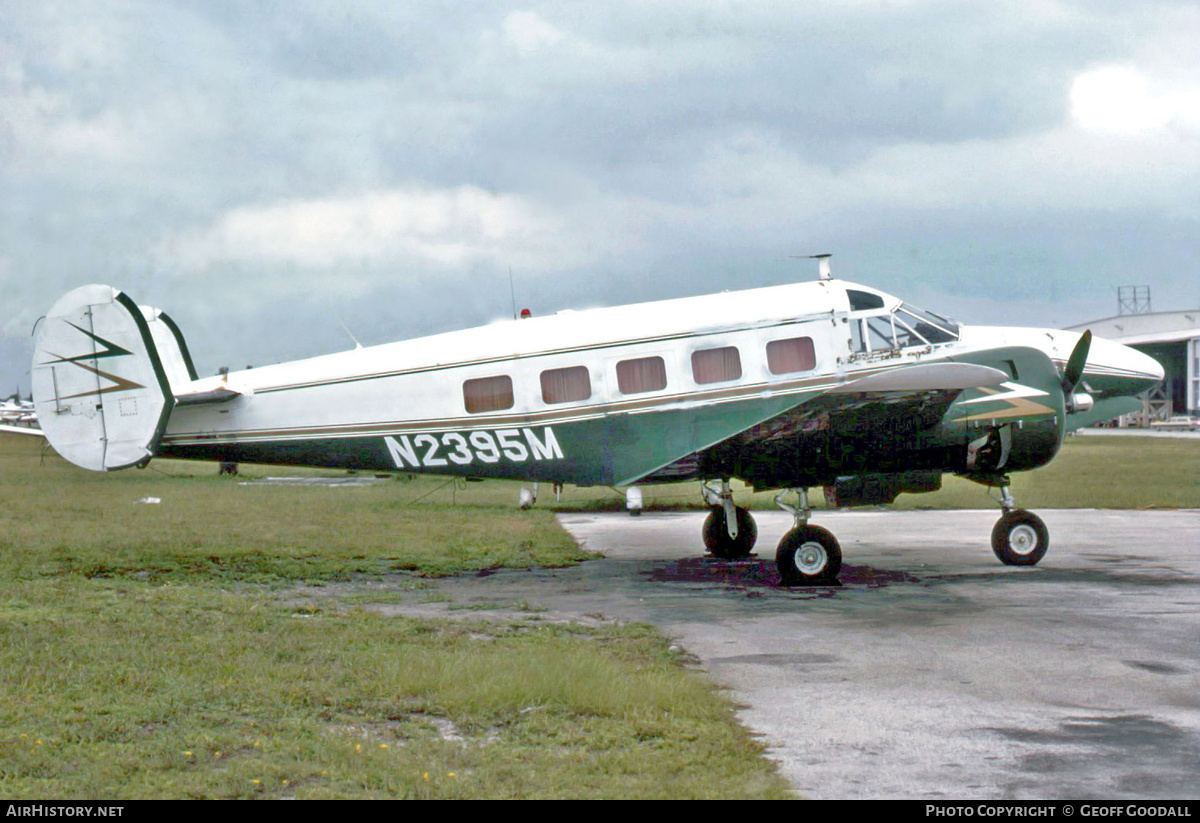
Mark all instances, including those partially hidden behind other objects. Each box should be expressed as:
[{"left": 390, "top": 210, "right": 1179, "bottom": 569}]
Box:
[{"left": 991, "top": 485, "right": 1049, "bottom": 566}]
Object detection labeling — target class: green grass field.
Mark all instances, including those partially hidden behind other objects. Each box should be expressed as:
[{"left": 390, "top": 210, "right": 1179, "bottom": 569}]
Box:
[
  {"left": 1, "top": 432, "right": 1195, "bottom": 798},
  {"left": 0, "top": 434, "right": 791, "bottom": 799}
]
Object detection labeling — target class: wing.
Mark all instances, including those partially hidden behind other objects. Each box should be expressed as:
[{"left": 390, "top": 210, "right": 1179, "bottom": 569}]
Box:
[{"left": 628, "top": 362, "right": 1009, "bottom": 488}]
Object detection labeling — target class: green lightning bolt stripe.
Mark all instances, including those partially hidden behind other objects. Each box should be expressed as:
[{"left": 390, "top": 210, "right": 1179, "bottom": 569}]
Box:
[
  {"left": 52, "top": 359, "right": 146, "bottom": 399},
  {"left": 40, "top": 323, "right": 136, "bottom": 364},
  {"left": 41, "top": 323, "right": 146, "bottom": 399}
]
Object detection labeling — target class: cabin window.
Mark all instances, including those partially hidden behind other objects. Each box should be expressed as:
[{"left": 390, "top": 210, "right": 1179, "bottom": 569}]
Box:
[
  {"left": 766, "top": 337, "right": 816, "bottom": 375},
  {"left": 463, "top": 375, "right": 514, "bottom": 414},
  {"left": 616, "top": 356, "right": 668, "bottom": 394},
  {"left": 692, "top": 346, "right": 742, "bottom": 385},
  {"left": 540, "top": 366, "right": 591, "bottom": 404}
]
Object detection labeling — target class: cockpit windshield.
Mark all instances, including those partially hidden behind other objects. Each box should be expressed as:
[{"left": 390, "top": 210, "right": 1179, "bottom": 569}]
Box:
[
  {"left": 848, "top": 299, "right": 959, "bottom": 355},
  {"left": 896, "top": 304, "right": 959, "bottom": 343}
]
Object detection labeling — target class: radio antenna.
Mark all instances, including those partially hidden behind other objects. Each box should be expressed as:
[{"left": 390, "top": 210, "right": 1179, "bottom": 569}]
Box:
[
  {"left": 508, "top": 266, "right": 518, "bottom": 320},
  {"left": 785, "top": 253, "right": 833, "bottom": 281},
  {"left": 331, "top": 312, "right": 363, "bottom": 350}
]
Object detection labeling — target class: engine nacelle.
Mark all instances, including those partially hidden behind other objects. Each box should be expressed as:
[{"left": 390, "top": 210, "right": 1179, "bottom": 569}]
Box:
[{"left": 823, "top": 470, "right": 942, "bottom": 508}]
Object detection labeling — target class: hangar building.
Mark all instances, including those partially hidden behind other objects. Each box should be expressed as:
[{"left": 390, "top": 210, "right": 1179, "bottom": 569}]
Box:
[{"left": 1065, "top": 309, "right": 1200, "bottom": 422}]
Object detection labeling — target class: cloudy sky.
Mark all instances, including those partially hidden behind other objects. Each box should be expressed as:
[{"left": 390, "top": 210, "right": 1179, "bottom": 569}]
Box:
[{"left": 3, "top": 0, "right": 1199, "bottom": 395}]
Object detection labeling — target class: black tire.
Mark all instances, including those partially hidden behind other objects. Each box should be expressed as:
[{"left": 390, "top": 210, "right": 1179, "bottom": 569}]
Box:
[
  {"left": 702, "top": 506, "right": 758, "bottom": 559},
  {"left": 776, "top": 525, "right": 842, "bottom": 585},
  {"left": 991, "top": 509, "right": 1049, "bottom": 566}
]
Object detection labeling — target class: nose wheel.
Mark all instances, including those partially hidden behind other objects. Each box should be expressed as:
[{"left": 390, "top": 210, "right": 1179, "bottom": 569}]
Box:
[
  {"left": 989, "top": 483, "right": 1049, "bottom": 566},
  {"left": 992, "top": 508, "right": 1049, "bottom": 566}
]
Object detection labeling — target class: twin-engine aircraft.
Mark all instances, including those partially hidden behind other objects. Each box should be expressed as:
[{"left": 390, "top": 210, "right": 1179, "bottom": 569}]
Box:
[{"left": 31, "top": 261, "right": 1162, "bottom": 584}]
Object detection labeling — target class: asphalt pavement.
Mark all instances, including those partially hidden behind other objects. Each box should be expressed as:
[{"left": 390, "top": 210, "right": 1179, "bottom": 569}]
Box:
[{"left": 382, "top": 508, "right": 1200, "bottom": 800}]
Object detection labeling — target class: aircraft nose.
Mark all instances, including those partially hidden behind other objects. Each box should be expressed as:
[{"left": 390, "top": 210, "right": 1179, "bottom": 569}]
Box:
[{"left": 1085, "top": 335, "right": 1165, "bottom": 397}]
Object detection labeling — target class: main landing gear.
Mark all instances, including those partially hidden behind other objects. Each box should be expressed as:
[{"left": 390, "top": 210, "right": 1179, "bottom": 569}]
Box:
[
  {"left": 698, "top": 482, "right": 842, "bottom": 585},
  {"left": 990, "top": 484, "right": 1049, "bottom": 566},
  {"left": 773, "top": 488, "right": 842, "bottom": 586},
  {"left": 700, "top": 480, "right": 757, "bottom": 559}
]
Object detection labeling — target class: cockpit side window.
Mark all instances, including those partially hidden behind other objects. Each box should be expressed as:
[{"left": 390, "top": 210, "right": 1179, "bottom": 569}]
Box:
[
  {"left": 863, "top": 315, "right": 895, "bottom": 350},
  {"left": 891, "top": 315, "right": 925, "bottom": 348},
  {"left": 850, "top": 319, "right": 866, "bottom": 353}
]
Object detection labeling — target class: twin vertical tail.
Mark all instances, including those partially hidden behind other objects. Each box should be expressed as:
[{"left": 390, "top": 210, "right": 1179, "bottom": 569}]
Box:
[{"left": 31, "top": 285, "right": 195, "bottom": 471}]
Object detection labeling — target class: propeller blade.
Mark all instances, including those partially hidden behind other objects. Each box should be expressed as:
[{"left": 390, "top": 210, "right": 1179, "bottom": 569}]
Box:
[{"left": 1062, "top": 330, "right": 1092, "bottom": 393}]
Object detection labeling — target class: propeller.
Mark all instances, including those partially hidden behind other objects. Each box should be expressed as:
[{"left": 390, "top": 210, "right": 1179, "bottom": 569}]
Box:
[
  {"left": 1061, "top": 330, "right": 1091, "bottom": 394},
  {"left": 1061, "top": 330, "right": 1093, "bottom": 414}
]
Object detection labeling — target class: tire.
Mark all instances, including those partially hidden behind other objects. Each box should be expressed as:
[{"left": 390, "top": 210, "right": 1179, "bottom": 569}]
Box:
[
  {"left": 991, "top": 509, "right": 1049, "bottom": 566},
  {"left": 702, "top": 506, "right": 758, "bottom": 559},
  {"left": 776, "top": 525, "right": 842, "bottom": 585}
]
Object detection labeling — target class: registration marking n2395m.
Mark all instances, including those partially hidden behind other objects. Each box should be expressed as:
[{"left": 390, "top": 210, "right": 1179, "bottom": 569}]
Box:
[{"left": 384, "top": 427, "right": 563, "bottom": 469}]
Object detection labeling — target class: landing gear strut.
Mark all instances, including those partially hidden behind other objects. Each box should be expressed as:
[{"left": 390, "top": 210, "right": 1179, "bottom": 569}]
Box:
[
  {"left": 700, "top": 480, "right": 757, "bottom": 559},
  {"left": 774, "top": 488, "right": 842, "bottom": 585},
  {"left": 991, "top": 485, "right": 1049, "bottom": 566}
]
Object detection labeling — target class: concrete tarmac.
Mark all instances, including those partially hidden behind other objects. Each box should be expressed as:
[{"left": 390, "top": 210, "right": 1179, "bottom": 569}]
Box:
[{"left": 386, "top": 508, "right": 1200, "bottom": 800}]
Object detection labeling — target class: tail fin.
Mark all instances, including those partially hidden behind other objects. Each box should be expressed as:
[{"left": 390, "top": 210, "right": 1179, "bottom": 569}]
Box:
[
  {"left": 139, "top": 305, "right": 199, "bottom": 395},
  {"left": 32, "top": 285, "right": 174, "bottom": 471}
]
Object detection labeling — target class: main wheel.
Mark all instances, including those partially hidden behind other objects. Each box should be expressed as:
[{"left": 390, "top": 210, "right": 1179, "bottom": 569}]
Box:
[
  {"left": 991, "top": 509, "right": 1049, "bottom": 566},
  {"left": 776, "top": 525, "right": 842, "bottom": 585},
  {"left": 701, "top": 506, "right": 757, "bottom": 559}
]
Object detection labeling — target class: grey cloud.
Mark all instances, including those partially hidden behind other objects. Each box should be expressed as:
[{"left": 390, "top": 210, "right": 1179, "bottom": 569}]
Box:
[{"left": 3, "top": 0, "right": 1200, "bottom": 392}]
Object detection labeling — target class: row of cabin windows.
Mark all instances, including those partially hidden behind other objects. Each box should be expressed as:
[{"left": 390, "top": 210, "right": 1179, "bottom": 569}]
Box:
[{"left": 461, "top": 336, "right": 816, "bottom": 414}]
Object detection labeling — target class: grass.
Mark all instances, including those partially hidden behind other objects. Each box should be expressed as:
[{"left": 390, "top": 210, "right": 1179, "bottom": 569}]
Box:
[
  {"left": 0, "top": 440, "right": 589, "bottom": 584},
  {"left": 0, "top": 582, "right": 783, "bottom": 799},
  {"left": 991, "top": 434, "right": 1200, "bottom": 509},
  {"left": 0, "top": 434, "right": 793, "bottom": 799}
]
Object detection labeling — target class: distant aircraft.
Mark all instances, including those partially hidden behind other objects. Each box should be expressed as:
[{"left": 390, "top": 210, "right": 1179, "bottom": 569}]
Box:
[
  {"left": 30, "top": 260, "right": 1162, "bottom": 584},
  {"left": 0, "top": 396, "right": 40, "bottom": 435}
]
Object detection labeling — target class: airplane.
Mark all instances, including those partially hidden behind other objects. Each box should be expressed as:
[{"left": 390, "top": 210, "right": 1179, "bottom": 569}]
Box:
[
  {"left": 0, "top": 395, "right": 40, "bottom": 435},
  {"left": 29, "top": 259, "right": 1163, "bottom": 585}
]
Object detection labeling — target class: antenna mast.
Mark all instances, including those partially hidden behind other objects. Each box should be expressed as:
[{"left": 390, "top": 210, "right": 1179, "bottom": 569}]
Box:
[{"left": 786, "top": 253, "right": 833, "bottom": 281}]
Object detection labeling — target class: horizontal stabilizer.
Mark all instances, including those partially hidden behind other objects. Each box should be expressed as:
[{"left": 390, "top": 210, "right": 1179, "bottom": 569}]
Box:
[
  {"left": 829, "top": 362, "right": 1009, "bottom": 394},
  {"left": 0, "top": 424, "right": 44, "bottom": 437},
  {"left": 174, "top": 387, "right": 241, "bottom": 406},
  {"left": 32, "top": 285, "right": 173, "bottom": 471}
]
